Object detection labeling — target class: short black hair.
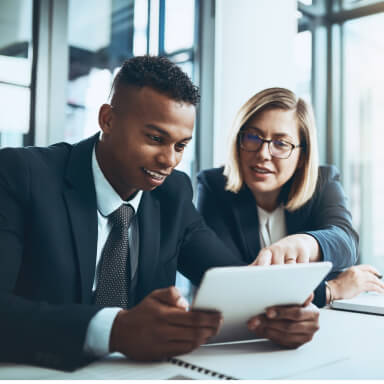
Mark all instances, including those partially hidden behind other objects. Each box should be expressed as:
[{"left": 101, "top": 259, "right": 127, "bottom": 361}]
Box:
[{"left": 111, "top": 55, "right": 200, "bottom": 106}]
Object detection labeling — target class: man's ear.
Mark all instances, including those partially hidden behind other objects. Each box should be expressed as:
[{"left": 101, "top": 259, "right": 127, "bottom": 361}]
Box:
[{"left": 98, "top": 104, "right": 113, "bottom": 134}]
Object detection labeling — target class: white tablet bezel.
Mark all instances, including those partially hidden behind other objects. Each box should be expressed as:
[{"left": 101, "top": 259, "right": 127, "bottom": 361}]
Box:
[{"left": 192, "top": 262, "right": 332, "bottom": 343}]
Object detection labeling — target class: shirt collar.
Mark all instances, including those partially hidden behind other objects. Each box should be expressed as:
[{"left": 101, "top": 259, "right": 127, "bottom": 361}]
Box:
[
  {"left": 257, "top": 205, "right": 270, "bottom": 227},
  {"left": 92, "top": 144, "right": 142, "bottom": 217},
  {"left": 256, "top": 204, "right": 284, "bottom": 227}
]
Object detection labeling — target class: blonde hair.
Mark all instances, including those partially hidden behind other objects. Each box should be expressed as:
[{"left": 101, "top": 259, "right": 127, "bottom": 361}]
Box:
[{"left": 223, "top": 87, "right": 319, "bottom": 211}]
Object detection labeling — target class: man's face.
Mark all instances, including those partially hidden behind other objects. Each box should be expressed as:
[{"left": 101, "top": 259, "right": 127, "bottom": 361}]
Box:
[{"left": 97, "top": 86, "right": 195, "bottom": 200}]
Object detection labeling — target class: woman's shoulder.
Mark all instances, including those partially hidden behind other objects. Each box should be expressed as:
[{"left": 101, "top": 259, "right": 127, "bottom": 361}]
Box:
[
  {"left": 197, "top": 167, "right": 238, "bottom": 200},
  {"left": 197, "top": 166, "right": 227, "bottom": 189},
  {"left": 318, "top": 164, "right": 341, "bottom": 185},
  {"left": 304, "top": 165, "right": 344, "bottom": 208},
  {"left": 292, "top": 165, "right": 343, "bottom": 216}
]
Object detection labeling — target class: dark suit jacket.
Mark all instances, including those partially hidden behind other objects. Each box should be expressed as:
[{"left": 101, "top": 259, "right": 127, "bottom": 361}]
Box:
[
  {"left": 197, "top": 166, "right": 359, "bottom": 307},
  {"left": 0, "top": 134, "right": 243, "bottom": 370}
]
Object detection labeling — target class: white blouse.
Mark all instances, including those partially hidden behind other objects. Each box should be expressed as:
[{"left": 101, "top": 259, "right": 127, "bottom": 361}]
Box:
[{"left": 256, "top": 204, "right": 287, "bottom": 248}]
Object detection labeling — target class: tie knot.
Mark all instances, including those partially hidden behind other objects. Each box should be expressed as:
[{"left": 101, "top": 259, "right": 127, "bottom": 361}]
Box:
[{"left": 109, "top": 204, "right": 134, "bottom": 228}]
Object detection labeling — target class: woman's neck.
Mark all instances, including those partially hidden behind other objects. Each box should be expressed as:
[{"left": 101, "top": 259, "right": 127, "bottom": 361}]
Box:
[{"left": 252, "top": 190, "right": 280, "bottom": 213}]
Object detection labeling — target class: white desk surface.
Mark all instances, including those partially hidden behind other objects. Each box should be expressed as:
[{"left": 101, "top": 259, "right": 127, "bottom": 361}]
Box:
[
  {"left": 288, "top": 308, "right": 384, "bottom": 380},
  {"left": 0, "top": 308, "right": 383, "bottom": 380}
]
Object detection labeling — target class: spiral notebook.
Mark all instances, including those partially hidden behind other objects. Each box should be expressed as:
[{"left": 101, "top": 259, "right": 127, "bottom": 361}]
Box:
[{"left": 168, "top": 337, "right": 348, "bottom": 380}]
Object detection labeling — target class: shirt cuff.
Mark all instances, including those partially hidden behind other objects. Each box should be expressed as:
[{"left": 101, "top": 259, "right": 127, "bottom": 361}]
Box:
[{"left": 83, "top": 307, "right": 121, "bottom": 357}]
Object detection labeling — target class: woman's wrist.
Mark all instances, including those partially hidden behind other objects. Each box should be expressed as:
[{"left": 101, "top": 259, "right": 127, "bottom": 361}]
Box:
[
  {"left": 325, "top": 281, "right": 333, "bottom": 305},
  {"left": 325, "top": 280, "right": 340, "bottom": 305}
]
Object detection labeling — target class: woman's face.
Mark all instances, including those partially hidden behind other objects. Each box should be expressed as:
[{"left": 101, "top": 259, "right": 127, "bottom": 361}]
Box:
[{"left": 239, "top": 108, "right": 302, "bottom": 211}]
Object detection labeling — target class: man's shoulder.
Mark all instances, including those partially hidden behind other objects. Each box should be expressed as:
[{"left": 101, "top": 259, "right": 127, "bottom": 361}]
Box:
[
  {"left": 157, "top": 170, "right": 192, "bottom": 194},
  {"left": 0, "top": 142, "right": 72, "bottom": 174},
  {"left": 0, "top": 141, "right": 70, "bottom": 157},
  {"left": 0, "top": 134, "right": 98, "bottom": 180}
]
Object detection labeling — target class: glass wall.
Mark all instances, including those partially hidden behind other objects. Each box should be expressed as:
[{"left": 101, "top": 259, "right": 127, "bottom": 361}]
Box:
[
  {"left": 164, "top": 0, "right": 195, "bottom": 53},
  {"left": 294, "top": 30, "right": 312, "bottom": 103},
  {"left": 66, "top": 0, "right": 197, "bottom": 178},
  {"left": 343, "top": 13, "right": 384, "bottom": 271},
  {"left": 66, "top": 0, "right": 131, "bottom": 144},
  {"left": 297, "top": 0, "right": 384, "bottom": 271},
  {"left": 0, "top": 0, "right": 33, "bottom": 147},
  {"left": 66, "top": 0, "right": 198, "bottom": 298},
  {"left": 337, "top": 0, "right": 384, "bottom": 10}
]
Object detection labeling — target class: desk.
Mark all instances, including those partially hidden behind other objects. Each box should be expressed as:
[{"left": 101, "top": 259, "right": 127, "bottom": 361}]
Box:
[
  {"left": 1, "top": 308, "right": 383, "bottom": 380},
  {"left": 289, "top": 308, "right": 384, "bottom": 379}
]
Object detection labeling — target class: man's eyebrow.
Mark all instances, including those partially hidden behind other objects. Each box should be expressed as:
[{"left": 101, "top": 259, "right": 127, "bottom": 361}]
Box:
[{"left": 145, "top": 125, "right": 192, "bottom": 141}]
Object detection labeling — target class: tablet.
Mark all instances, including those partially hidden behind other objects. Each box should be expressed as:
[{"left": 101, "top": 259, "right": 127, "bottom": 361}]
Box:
[{"left": 192, "top": 261, "right": 332, "bottom": 343}]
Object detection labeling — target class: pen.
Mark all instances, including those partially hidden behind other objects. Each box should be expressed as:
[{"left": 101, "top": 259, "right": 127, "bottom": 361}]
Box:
[{"left": 375, "top": 273, "right": 383, "bottom": 279}]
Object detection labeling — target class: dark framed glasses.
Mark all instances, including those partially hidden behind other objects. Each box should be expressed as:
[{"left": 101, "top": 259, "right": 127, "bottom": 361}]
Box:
[{"left": 239, "top": 131, "right": 303, "bottom": 159}]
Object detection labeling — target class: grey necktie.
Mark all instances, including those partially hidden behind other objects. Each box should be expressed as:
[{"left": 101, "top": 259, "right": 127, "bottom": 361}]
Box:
[{"left": 94, "top": 204, "right": 134, "bottom": 309}]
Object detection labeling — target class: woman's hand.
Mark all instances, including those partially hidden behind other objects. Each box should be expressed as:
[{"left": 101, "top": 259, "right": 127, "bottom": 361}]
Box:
[
  {"left": 251, "top": 234, "right": 321, "bottom": 266},
  {"left": 327, "top": 264, "right": 384, "bottom": 303}
]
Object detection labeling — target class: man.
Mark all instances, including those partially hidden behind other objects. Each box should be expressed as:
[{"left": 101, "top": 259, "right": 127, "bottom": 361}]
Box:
[{"left": 0, "top": 56, "right": 319, "bottom": 371}]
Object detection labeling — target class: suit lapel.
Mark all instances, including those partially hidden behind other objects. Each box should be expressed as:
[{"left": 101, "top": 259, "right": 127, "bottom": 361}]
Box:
[
  {"left": 63, "top": 134, "right": 99, "bottom": 304},
  {"left": 285, "top": 207, "right": 306, "bottom": 235},
  {"left": 234, "top": 188, "right": 307, "bottom": 261},
  {"left": 231, "top": 187, "right": 261, "bottom": 264},
  {"left": 136, "top": 191, "right": 160, "bottom": 302}
]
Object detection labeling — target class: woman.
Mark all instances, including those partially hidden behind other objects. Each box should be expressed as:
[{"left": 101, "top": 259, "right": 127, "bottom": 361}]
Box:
[{"left": 197, "top": 87, "right": 384, "bottom": 307}]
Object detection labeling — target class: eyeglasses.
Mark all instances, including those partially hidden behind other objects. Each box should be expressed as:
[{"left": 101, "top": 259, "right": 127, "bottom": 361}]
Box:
[{"left": 239, "top": 131, "right": 303, "bottom": 159}]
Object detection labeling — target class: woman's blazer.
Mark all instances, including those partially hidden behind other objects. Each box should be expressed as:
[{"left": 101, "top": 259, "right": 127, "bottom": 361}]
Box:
[{"left": 196, "top": 165, "right": 358, "bottom": 307}]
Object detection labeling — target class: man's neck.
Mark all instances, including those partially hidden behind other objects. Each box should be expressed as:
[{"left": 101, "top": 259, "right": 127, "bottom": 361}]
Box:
[{"left": 95, "top": 141, "right": 137, "bottom": 201}]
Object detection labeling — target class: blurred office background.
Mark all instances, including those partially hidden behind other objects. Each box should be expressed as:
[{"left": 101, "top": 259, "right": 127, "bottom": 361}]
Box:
[{"left": 1, "top": 0, "right": 383, "bottom": 293}]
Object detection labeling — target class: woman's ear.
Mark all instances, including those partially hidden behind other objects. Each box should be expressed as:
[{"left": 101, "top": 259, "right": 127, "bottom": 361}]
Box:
[{"left": 98, "top": 104, "right": 113, "bottom": 134}]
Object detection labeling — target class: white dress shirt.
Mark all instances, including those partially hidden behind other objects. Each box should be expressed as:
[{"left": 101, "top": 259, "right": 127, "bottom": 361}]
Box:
[
  {"left": 83, "top": 145, "right": 143, "bottom": 356},
  {"left": 256, "top": 205, "right": 287, "bottom": 248}
]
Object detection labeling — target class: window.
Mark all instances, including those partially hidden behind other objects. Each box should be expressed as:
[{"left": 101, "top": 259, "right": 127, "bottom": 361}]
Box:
[
  {"left": 67, "top": 0, "right": 198, "bottom": 299},
  {"left": 297, "top": 0, "right": 384, "bottom": 270},
  {"left": 66, "top": 0, "right": 198, "bottom": 178},
  {"left": 338, "top": 0, "right": 384, "bottom": 10},
  {"left": 0, "top": 0, "right": 33, "bottom": 147},
  {"left": 164, "top": 0, "right": 195, "bottom": 53},
  {"left": 342, "top": 13, "right": 384, "bottom": 271},
  {"left": 66, "top": 0, "right": 134, "bottom": 144},
  {"left": 294, "top": 30, "right": 312, "bottom": 103}
]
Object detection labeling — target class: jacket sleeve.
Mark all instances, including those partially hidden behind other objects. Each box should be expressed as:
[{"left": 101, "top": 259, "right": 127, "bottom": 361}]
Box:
[
  {"left": 303, "top": 166, "right": 359, "bottom": 271},
  {"left": 176, "top": 173, "right": 245, "bottom": 286},
  {"left": 0, "top": 149, "right": 100, "bottom": 371},
  {"left": 196, "top": 172, "right": 227, "bottom": 232},
  {"left": 195, "top": 171, "right": 246, "bottom": 260}
]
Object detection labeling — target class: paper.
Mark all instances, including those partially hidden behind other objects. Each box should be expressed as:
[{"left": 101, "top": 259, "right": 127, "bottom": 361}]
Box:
[
  {"left": 45, "top": 354, "right": 212, "bottom": 380},
  {"left": 176, "top": 336, "right": 348, "bottom": 379}
]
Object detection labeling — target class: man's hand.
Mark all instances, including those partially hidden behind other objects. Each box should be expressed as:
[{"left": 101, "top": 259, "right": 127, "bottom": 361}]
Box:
[
  {"left": 246, "top": 294, "right": 320, "bottom": 348},
  {"left": 109, "top": 286, "right": 222, "bottom": 361},
  {"left": 327, "top": 264, "right": 384, "bottom": 302},
  {"left": 251, "top": 234, "right": 321, "bottom": 266}
]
